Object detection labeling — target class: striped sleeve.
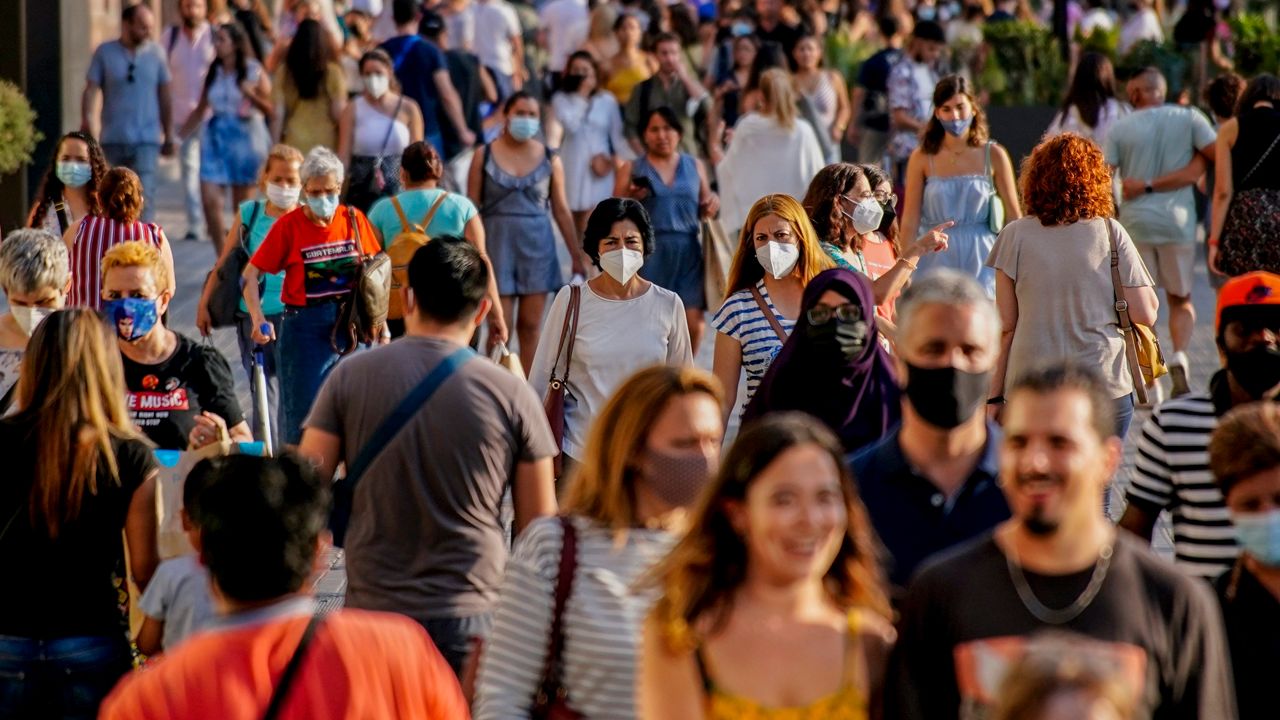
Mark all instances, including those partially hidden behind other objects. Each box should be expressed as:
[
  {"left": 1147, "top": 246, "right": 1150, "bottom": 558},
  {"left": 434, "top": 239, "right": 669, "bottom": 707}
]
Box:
[
  {"left": 473, "top": 516, "right": 564, "bottom": 720},
  {"left": 1127, "top": 410, "right": 1175, "bottom": 510}
]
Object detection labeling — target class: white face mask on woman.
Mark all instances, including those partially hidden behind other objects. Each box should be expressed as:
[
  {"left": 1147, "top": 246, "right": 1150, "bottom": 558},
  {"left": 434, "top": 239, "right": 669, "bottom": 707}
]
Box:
[
  {"left": 265, "top": 182, "right": 300, "bottom": 210},
  {"left": 10, "top": 305, "right": 52, "bottom": 337},
  {"left": 364, "top": 73, "right": 390, "bottom": 99},
  {"left": 600, "top": 248, "right": 644, "bottom": 284},
  {"left": 755, "top": 241, "right": 800, "bottom": 279}
]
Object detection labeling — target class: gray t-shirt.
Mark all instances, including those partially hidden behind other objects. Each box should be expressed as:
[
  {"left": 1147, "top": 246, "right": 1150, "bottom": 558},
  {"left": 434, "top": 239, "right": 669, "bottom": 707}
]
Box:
[
  {"left": 1103, "top": 105, "right": 1216, "bottom": 246},
  {"left": 987, "top": 216, "right": 1153, "bottom": 399},
  {"left": 138, "top": 554, "right": 215, "bottom": 651},
  {"left": 87, "top": 39, "right": 171, "bottom": 146},
  {"left": 305, "top": 336, "right": 558, "bottom": 620}
]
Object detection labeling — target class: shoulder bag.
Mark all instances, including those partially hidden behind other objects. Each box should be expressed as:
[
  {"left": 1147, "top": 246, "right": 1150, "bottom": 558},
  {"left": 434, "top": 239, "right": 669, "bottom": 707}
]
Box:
[
  {"left": 261, "top": 611, "right": 326, "bottom": 720},
  {"left": 1217, "top": 128, "right": 1280, "bottom": 277},
  {"left": 328, "top": 346, "right": 473, "bottom": 547},
  {"left": 749, "top": 284, "right": 789, "bottom": 343},
  {"left": 332, "top": 207, "right": 392, "bottom": 355},
  {"left": 544, "top": 285, "right": 582, "bottom": 477},
  {"left": 986, "top": 142, "right": 1005, "bottom": 235},
  {"left": 206, "top": 201, "right": 263, "bottom": 329},
  {"left": 1106, "top": 219, "right": 1167, "bottom": 406}
]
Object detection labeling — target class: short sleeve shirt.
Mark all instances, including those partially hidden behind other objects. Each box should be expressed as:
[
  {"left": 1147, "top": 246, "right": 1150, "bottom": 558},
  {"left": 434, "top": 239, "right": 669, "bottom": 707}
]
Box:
[
  {"left": 137, "top": 555, "right": 215, "bottom": 651},
  {"left": 472, "top": 0, "right": 521, "bottom": 74},
  {"left": 237, "top": 200, "right": 286, "bottom": 316},
  {"left": 367, "top": 189, "right": 479, "bottom": 251},
  {"left": 380, "top": 35, "right": 446, "bottom": 139},
  {"left": 249, "top": 206, "right": 381, "bottom": 307},
  {"left": 87, "top": 40, "right": 171, "bottom": 145},
  {"left": 1103, "top": 105, "right": 1217, "bottom": 245},
  {"left": 122, "top": 333, "right": 245, "bottom": 450},
  {"left": 710, "top": 281, "right": 795, "bottom": 408}
]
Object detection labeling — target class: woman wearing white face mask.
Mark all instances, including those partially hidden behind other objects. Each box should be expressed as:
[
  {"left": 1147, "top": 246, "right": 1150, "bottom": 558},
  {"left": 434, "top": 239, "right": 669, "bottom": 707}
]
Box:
[
  {"left": 337, "top": 48, "right": 424, "bottom": 212},
  {"left": 197, "top": 144, "right": 304, "bottom": 438},
  {"left": 710, "top": 194, "right": 834, "bottom": 423},
  {"left": 0, "top": 230, "right": 70, "bottom": 415},
  {"left": 528, "top": 198, "right": 692, "bottom": 477},
  {"left": 26, "top": 132, "right": 108, "bottom": 238}
]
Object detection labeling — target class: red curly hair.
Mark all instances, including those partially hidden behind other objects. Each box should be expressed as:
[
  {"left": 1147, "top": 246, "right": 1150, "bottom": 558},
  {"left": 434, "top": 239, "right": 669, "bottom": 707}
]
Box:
[{"left": 1020, "top": 133, "right": 1114, "bottom": 226}]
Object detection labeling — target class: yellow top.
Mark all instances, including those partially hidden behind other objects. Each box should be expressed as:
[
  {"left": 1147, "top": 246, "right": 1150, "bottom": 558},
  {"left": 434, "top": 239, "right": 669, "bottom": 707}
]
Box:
[
  {"left": 699, "top": 611, "right": 868, "bottom": 720},
  {"left": 604, "top": 64, "right": 652, "bottom": 105}
]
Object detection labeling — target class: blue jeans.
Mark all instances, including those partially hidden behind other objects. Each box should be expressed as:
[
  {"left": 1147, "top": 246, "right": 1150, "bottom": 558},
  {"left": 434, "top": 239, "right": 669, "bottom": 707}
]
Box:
[
  {"left": 178, "top": 133, "right": 204, "bottom": 236},
  {"left": 421, "top": 614, "right": 492, "bottom": 678},
  {"left": 279, "top": 303, "right": 344, "bottom": 446},
  {"left": 1114, "top": 393, "right": 1135, "bottom": 441},
  {"left": 102, "top": 143, "right": 160, "bottom": 223},
  {"left": 0, "top": 634, "right": 132, "bottom": 720},
  {"left": 237, "top": 312, "right": 282, "bottom": 445}
]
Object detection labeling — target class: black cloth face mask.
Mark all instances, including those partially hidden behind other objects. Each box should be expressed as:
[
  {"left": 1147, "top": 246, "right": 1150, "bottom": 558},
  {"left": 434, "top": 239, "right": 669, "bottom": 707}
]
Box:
[{"left": 903, "top": 362, "right": 990, "bottom": 429}]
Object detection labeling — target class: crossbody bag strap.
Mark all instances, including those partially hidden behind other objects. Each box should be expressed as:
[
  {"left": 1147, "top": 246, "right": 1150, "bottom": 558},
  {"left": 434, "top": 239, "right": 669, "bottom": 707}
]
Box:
[
  {"left": 750, "top": 284, "right": 788, "bottom": 343},
  {"left": 537, "top": 516, "right": 579, "bottom": 701},
  {"left": 343, "top": 346, "right": 474, "bottom": 488},
  {"left": 1105, "top": 219, "right": 1147, "bottom": 405},
  {"left": 1240, "top": 127, "right": 1280, "bottom": 187},
  {"left": 261, "top": 611, "right": 326, "bottom": 720},
  {"left": 242, "top": 199, "right": 263, "bottom": 252}
]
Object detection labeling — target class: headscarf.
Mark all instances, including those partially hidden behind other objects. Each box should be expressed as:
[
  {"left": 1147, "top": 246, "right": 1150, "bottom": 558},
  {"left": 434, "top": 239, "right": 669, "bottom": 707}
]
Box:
[{"left": 742, "top": 268, "right": 900, "bottom": 453}]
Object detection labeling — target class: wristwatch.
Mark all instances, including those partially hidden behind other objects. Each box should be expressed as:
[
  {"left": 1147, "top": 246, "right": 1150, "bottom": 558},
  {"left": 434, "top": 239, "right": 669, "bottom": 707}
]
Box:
[{"left": 1144, "top": 182, "right": 1154, "bottom": 194}]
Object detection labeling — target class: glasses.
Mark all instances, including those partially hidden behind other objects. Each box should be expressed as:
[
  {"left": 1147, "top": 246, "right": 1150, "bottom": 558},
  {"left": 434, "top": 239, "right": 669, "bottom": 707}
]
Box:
[
  {"left": 874, "top": 190, "right": 898, "bottom": 206},
  {"left": 841, "top": 191, "right": 897, "bottom": 207},
  {"left": 806, "top": 303, "right": 862, "bottom": 326},
  {"left": 127, "top": 62, "right": 136, "bottom": 83}
]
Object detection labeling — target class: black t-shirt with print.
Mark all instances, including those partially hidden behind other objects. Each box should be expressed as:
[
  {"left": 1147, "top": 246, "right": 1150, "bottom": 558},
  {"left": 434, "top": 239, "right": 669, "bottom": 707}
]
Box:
[
  {"left": 888, "top": 532, "right": 1236, "bottom": 719},
  {"left": 122, "top": 333, "right": 244, "bottom": 450}
]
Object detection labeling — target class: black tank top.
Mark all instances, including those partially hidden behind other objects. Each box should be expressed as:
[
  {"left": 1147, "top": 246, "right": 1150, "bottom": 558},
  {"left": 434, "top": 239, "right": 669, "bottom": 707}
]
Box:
[{"left": 1232, "top": 106, "right": 1280, "bottom": 192}]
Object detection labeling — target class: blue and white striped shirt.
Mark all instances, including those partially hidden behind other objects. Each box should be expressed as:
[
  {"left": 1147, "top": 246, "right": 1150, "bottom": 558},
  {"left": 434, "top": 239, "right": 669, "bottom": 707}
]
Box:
[{"left": 710, "top": 280, "right": 795, "bottom": 407}]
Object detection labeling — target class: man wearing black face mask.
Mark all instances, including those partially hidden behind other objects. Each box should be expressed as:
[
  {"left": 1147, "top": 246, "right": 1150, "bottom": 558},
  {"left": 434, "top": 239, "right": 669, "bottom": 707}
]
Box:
[
  {"left": 1120, "top": 271, "right": 1280, "bottom": 580},
  {"left": 850, "top": 270, "right": 1010, "bottom": 597}
]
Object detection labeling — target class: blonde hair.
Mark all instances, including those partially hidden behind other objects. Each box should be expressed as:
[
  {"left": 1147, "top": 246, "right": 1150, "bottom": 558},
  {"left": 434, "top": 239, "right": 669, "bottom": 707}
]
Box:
[
  {"left": 759, "top": 68, "right": 797, "bottom": 129},
  {"left": 262, "top": 144, "right": 304, "bottom": 180},
  {"left": 15, "top": 309, "right": 147, "bottom": 538},
  {"left": 723, "top": 194, "right": 834, "bottom": 299},
  {"left": 563, "top": 366, "right": 724, "bottom": 534},
  {"left": 101, "top": 241, "right": 169, "bottom": 292}
]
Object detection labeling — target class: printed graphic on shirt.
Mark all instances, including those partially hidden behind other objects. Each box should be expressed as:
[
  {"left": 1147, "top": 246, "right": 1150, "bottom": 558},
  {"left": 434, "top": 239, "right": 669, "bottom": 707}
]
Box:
[
  {"left": 302, "top": 239, "right": 360, "bottom": 302},
  {"left": 128, "top": 388, "right": 192, "bottom": 428},
  {"left": 953, "top": 636, "right": 1147, "bottom": 719}
]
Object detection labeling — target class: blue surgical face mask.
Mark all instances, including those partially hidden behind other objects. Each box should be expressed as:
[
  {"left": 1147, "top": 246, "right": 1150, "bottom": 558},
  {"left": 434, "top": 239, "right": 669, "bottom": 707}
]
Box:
[
  {"left": 508, "top": 116, "right": 541, "bottom": 141},
  {"left": 916, "top": 4, "right": 937, "bottom": 21},
  {"left": 731, "top": 21, "right": 753, "bottom": 36},
  {"left": 306, "top": 193, "right": 340, "bottom": 221},
  {"left": 103, "top": 297, "right": 160, "bottom": 342},
  {"left": 56, "top": 161, "right": 93, "bottom": 189},
  {"left": 1234, "top": 509, "right": 1280, "bottom": 567},
  {"left": 942, "top": 116, "right": 973, "bottom": 137}
]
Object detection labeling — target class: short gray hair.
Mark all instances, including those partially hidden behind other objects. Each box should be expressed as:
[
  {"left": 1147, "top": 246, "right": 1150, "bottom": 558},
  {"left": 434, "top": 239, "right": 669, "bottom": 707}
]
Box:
[
  {"left": 300, "top": 146, "right": 344, "bottom": 185},
  {"left": 896, "top": 269, "right": 1001, "bottom": 350},
  {"left": 0, "top": 229, "right": 70, "bottom": 296}
]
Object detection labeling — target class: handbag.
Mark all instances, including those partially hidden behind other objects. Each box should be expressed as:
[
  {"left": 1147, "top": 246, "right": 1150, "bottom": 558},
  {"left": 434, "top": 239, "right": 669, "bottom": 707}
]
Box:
[
  {"left": 544, "top": 286, "right": 582, "bottom": 477},
  {"left": 702, "top": 217, "right": 733, "bottom": 308},
  {"left": 329, "top": 347, "right": 473, "bottom": 547},
  {"left": 207, "top": 200, "right": 263, "bottom": 328},
  {"left": 332, "top": 207, "right": 392, "bottom": 355},
  {"left": 460, "top": 516, "right": 582, "bottom": 718},
  {"left": 261, "top": 612, "right": 326, "bottom": 720},
  {"left": 1217, "top": 129, "right": 1280, "bottom": 277},
  {"left": 490, "top": 341, "right": 525, "bottom": 380},
  {"left": 985, "top": 142, "right": 1005, "bottom": 235},
  {"left": 1106, "top": 219, "right": 1168, "bottom": 406}
]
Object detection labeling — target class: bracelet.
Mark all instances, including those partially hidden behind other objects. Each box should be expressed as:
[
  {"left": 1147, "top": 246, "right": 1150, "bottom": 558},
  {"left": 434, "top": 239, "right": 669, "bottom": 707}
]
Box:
[
  {"left": 898, "top": 257, "right": 918, "bottom": 270},
  {"left": 1208, "top": 237, "right": 1219, "bottom": 248},
  {"left": 987, "top": 396, "right": 1005, "bottom": 405}
]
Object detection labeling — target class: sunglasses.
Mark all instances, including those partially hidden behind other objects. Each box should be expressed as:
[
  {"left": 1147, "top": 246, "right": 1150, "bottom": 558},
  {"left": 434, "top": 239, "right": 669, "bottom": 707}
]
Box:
[{"left": 807, "top": 303, "right": 862, "bottom": 326}]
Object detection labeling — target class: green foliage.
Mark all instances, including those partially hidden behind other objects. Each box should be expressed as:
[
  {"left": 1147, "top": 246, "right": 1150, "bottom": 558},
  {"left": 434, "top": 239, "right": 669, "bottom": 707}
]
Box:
[
  {"left": 0, "top": 80, "right": 41, "bottom": 177},
  {"left": 981, "top": 21, "right": 1068, "bottom": 106},
  {"left": 1075, "top": 25, "right": 1120, "bottom": 62},
  {"left": 1229, "top": 13, "right": 1280, "bottom": 76},
  {"left": 1117, "top": 40, "right": 1192, "bottom": 97},
  {"left": 825, "top": 30, "right": 877, "bottom": 87}
]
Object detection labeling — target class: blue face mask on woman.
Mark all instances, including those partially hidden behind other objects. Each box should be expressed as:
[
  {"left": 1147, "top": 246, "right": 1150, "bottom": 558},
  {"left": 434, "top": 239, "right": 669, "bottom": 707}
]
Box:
[
  {"left": 56, "top": 161, "right": 93, "bottom": 188},
  {"left": 103, "top": 297, "right": 160, "bottom": 342},
  {"left": 306, "top": 194, "right": 340, "bottom": 221},
  {"left": 942, "top": 116, "right": 973, "bottom": 137},
  {"left": 508, "top": 117, "right": 541, "bottom": 141},
  {"left": 1234, "top": 509, "right": 1280, "bottom": 567}
]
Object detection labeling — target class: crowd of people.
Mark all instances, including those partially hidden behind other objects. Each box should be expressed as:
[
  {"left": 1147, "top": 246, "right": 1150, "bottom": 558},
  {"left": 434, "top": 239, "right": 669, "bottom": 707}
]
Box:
[{"left": 2, "top": 0, "right": 1280, "bottom": 717}]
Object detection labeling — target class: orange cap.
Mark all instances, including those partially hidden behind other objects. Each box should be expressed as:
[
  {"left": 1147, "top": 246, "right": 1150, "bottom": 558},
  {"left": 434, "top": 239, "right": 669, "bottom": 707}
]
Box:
[{"left": 1217, "top": 272, "right": 1280, "bottom": 332}]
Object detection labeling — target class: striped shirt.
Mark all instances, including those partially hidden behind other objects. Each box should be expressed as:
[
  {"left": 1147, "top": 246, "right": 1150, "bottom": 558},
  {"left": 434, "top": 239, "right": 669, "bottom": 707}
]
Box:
[
  {"left": 474, "top": 515, "right": 675, "bottom": 720},
  {"left": 1126, "top": 392, "right": 1238, "bottom": 578},
  {"left": 710, "top": 280, "right": 795, "bottom": 408},
  {"left": 69, "top": 216, "right": 166, "bottom": 310}
]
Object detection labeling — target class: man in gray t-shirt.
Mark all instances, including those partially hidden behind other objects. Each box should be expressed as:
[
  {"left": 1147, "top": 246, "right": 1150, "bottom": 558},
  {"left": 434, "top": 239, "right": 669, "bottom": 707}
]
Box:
[
  {"left": 300, "top": 239, "right": 557, "bottom": 676},
  {"left": 1104, "top": 67, "right": 1216, "bottom": 397},
  {"left": 81, "top": 3, "right": 174, "bottom": 223}
]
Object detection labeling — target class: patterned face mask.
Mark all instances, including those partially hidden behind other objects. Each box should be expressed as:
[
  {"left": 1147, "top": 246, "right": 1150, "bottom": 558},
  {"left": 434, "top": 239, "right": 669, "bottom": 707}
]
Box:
[{"left": 640, "top": 448, "right": 717, "bottom": 508}]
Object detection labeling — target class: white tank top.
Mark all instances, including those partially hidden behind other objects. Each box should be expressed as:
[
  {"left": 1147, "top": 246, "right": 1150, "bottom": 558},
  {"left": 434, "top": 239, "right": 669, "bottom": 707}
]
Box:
[{"left": 352, "top": 95, "right": 411, "bottom": 157}]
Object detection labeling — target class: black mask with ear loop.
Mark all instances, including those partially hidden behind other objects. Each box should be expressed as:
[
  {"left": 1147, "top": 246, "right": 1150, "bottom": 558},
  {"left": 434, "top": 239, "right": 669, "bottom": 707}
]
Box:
[{"left": 876, "top": 200, "right": 896, "bottom": 235}]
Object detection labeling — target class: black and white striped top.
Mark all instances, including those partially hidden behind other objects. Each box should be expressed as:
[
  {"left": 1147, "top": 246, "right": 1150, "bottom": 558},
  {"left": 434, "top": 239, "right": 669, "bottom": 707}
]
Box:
[
  {"left": 473, "top": 514, "right": 675, "bottom": 720},
  {"left": 1126, "top": 393, "right": 1238, "bottom": 578}
]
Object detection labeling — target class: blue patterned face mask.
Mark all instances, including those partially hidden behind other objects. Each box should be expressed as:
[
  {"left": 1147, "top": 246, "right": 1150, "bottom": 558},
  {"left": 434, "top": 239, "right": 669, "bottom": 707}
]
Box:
[
  {"left": 103, "top": 297, "right": 160, "bottom": 342},
  {"left": 942, "top": 116, "right": 973, "bottom": 137},
  {"left": 1233, "top": 509, "right": 1280, "bottom": 567}
]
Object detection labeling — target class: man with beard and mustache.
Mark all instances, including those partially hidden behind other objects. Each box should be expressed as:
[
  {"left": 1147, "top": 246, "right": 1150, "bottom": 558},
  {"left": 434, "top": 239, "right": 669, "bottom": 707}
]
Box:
[
  {"left": 1120, "top": 271, "right": 1280, "bottom": 580},
  {"left": 887, "top": 362, "right": 1236, "bottom": 720},
  {"left": 850, "top": 270, "right": 1009, "bottom": 599}
]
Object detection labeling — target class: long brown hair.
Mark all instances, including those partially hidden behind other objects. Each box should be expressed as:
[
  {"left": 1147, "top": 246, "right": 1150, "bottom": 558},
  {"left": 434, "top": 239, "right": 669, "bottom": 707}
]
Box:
[
  {"left": 649, "top": 413, "right": 890, "bottom": 653},
  {"left": 723, "top": 194, "right": 835, "bottom": 300},
  {"left": 920, "top": 74, "right": 990, "bottom": 155},
  {"left": 27, "top": 132, "right": 109, "bottom": 229},
  {"left": 564, "top": 366, "right": 724, "bottom": 535},
  {"left": 801, "top": 162, "right": 865, "bottom": 247},
  {"left": 13, "top": 309, "right": 147, "bottom": 537}
]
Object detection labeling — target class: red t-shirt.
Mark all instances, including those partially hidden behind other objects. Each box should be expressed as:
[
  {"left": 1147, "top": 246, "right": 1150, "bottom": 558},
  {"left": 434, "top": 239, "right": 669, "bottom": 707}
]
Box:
[
  {"left": 250, "top": 206, "right": 381, "bottom": 308},
  {"left": 100, "top": 608, "right": 470, "bottom": 719}
]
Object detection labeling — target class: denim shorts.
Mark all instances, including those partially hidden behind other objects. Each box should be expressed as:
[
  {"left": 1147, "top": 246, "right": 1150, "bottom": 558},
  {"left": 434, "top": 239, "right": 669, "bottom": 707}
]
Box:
[{"left": 0, "top": 634, "right": 132, "bottom": 720}]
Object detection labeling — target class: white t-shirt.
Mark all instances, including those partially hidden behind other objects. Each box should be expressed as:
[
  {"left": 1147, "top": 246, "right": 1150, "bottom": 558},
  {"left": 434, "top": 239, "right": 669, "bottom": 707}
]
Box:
[
  {"left": 527, "top": 283, "right": 692, "bottom": 460},
  {"left": 539, "top": 0, "right": 590, "bottom": 73},
  {"left": 472, "top": 0, "right": 521, "bottom": 75},
  {"left": 163, "top": 23, "right": 216, "bottom": 128},
  {"left": 138, "top": 554, "right": 216, "bottom": 651},
  {"left": 1120, "top": 8, "right": 1164, "bottom": 54},
  {"left": 716, "top": 113, "right": 824, "bottom": 236}
]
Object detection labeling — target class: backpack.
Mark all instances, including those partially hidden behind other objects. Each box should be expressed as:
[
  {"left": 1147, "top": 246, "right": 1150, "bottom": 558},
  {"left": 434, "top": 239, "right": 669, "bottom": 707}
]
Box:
[{"left": 386, "top": 192, "right": 450, "bottom": 320}]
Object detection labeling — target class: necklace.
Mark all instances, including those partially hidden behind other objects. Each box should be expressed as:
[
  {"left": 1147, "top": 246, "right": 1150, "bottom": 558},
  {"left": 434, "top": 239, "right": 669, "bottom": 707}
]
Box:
[{"left": 1005, "top": 538, "right": 1114, "bottom": 625}]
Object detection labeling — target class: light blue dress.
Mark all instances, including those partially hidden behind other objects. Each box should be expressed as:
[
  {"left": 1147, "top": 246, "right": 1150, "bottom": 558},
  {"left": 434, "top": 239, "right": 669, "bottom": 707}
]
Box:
[{"left": 915, "top": 145, "right": 999, "bottom": 296}]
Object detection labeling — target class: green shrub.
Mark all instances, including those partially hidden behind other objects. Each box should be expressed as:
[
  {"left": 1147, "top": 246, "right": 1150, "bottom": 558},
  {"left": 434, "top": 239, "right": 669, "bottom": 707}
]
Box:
[
  {"left": 0, "top": 80, "right": 41, "bottom": 177},
  {"left": 1229, "top": 13, "right": 1280, "bottom": 76},
  {"left": 1117, "top": 40, "right": 1193, "bottom": 96},
  {"left": 982, "top": 20, "right": 1068, "bottom": 106},
  {"left": 825, "top": 29, "right": 877, "bottom": 86}
]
